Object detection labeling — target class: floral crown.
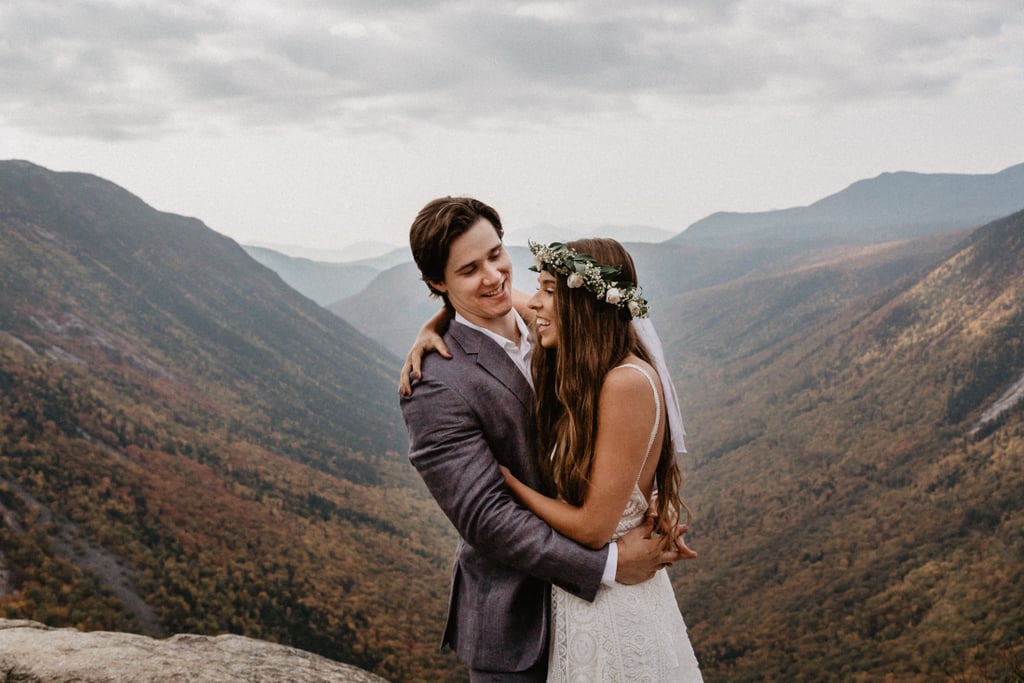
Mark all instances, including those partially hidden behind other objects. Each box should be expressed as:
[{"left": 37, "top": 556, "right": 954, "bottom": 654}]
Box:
[{"left": 529, "top": 241, "right": 650, "bottom": 319}]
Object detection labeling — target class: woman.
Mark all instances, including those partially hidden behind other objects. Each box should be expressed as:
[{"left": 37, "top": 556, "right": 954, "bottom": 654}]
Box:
[{"left": 500, "top": 238, "right": 702, "bottom": 682}]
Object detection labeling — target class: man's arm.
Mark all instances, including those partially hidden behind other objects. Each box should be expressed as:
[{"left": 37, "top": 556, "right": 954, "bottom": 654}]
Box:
[{"left": 402, "top": 372, "right": 608, "bottom": 600}]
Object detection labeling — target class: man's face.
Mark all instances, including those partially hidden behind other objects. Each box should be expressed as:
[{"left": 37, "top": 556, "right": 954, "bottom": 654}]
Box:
[{"left": 431, "top": 217, "right": 513, "bottom": 328}]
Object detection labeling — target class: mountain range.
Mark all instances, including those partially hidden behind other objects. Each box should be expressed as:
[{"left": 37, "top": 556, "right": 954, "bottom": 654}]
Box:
[
  {"left": 2, "top": 159, "right": 1023, "bottom": 681},
  {"left": 270, "top": 162, "right": 1024, "bottom": 352},
  {"left": 241, "top": 246, "right": 382, "bottom": 306},
  {"left": 330, "top": 162, "right": 1024, "bottom": 361},
  {"left": 676, "top": 162, "right": 1024, "bottom": 247},
  {"left": 245, "top": 240, "right": 405, "bottom": 264}
]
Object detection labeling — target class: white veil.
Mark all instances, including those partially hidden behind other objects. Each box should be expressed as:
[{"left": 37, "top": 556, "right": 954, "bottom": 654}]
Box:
[{"left": 632, "top": 317, "right": 686, "bottom": 454}]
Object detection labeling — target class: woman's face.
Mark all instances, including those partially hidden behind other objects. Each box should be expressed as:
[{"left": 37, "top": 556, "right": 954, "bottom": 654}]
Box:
[{"left": 527, "top": 271, "right": 560, "bottom": 349}]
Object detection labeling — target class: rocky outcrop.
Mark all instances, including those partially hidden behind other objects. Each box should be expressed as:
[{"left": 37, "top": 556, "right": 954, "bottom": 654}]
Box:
[{"left": 0, "top": 619, "right": 389, "bottom": 682}]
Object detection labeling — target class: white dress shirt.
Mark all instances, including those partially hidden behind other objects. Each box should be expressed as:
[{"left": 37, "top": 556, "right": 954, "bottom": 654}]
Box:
[{"left": 454, "top": 310, "right": 534, "bottom": 388}]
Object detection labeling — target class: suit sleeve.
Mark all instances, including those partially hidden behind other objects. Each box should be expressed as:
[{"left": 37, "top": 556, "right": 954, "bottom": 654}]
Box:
[{"left": 401, "top": 372, "right": 607, "bottom": 602}]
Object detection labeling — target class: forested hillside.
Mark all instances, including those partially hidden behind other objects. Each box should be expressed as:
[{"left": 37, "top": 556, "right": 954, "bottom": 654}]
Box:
[
  {"left": 0, "top": 160, "right": 462, "bottom": 682},
  {"left": 669, "top": 210, "right": 1024, "bottom": 680}
]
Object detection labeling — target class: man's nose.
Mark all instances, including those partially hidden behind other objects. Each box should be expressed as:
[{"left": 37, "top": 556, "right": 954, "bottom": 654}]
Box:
[{"left": 482, "top": 261, "right": 501, "bottom": 283}]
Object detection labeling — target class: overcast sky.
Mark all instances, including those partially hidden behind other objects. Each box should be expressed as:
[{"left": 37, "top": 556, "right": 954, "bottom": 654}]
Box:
[{"left": 3, "top": 0, "right": 1023, "bottom": 253}]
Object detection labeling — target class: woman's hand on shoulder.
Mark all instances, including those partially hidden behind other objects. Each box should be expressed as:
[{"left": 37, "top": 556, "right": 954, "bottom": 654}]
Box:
[{"left": 399, "top": 308, "right": 453, "bottom": 397}]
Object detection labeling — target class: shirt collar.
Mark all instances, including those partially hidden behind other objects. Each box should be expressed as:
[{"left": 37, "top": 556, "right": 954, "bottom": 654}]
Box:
[{"left": 454, "top": 310, "right": 531, "bottom": 352}]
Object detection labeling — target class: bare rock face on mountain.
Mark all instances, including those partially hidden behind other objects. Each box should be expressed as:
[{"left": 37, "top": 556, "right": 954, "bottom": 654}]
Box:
[{"left": 0, "top": 619, "right": 390, "bottom": 683}]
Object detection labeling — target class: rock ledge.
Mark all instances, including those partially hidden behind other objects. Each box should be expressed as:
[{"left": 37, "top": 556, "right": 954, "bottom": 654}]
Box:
[{"left": 0, "top": 619, "right": 389, "bottom": 682}]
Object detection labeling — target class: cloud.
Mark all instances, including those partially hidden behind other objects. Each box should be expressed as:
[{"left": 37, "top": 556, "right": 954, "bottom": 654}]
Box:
[{"left": 1, "top": 0, "right": 1022, "bottom": 140}]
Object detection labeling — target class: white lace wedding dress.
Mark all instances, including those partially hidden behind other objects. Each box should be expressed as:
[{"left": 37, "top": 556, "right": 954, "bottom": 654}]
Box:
[{"left": 547, "top": 364, "right": 703, "bottom": 682}]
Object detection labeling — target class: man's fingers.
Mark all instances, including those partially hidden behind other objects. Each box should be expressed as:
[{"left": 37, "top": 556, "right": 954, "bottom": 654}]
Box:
[
  {"left": 660, "top": 548, "right": 682, "bottom": 564},
  {"left": 638, "top": 517, "right": 656, "bottom": 537},
  {"left": 675, "top": 536, "right": 698, "bottom": 559}
]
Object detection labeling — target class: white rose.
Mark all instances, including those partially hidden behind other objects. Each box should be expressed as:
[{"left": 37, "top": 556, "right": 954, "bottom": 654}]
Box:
[
  {"left": 533, "top": 254, "right": 544, "bottom": 269},
  {"left": 567, "top": 272, "right": 584, "bottom": 288},
  {"left": 628, "top": 300, "right": 641, "bottom": 317},
  {"left": 605, "top": 287, "right": 622, "bottom": 305}
]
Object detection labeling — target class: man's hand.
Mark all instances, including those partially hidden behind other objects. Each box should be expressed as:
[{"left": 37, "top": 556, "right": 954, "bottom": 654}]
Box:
[
  {"left": 645, "top": 493, "right": 698, "bottom": 560},
  {"left": 674, "top": 526, "right": 698, "bottom": 559},
  {"left": 613, "top": 518, "right": 696, "bottom": 584},
  {"left": 398, "top": 309, "right": 453, "bottom": 396}
]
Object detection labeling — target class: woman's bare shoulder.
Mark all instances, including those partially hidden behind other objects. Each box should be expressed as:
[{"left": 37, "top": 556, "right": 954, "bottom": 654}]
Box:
[{"left": 601, "top": 357, "right": 659, "bottom": 401}]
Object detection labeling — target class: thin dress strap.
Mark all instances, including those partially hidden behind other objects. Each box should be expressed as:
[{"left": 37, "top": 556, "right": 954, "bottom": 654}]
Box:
[{"left": 614, "top": 363, "right": 661, "bottom": 485}]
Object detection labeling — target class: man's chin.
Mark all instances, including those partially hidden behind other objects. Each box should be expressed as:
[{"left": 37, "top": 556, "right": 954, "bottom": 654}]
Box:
[
  {"left": 482, "top": 290, "right": 512, "bottom": 311},
  {"left": 490, "top": 302, "right": 514, "bottom": 317}
]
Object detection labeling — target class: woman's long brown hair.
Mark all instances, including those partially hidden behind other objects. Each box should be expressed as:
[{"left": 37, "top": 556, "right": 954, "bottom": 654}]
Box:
[{"left": 532, "top": 238, "right": 686, "bottom": 543}]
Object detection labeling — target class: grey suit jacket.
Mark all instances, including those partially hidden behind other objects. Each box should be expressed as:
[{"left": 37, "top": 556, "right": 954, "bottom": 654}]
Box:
[{"left": 400, "top": 320, "right": 608, "bottom": 672}]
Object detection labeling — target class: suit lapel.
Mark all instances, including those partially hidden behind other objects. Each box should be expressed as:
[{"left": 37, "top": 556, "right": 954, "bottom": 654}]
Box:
[{"left": 450, "top": 321, "right": 533, "bottom": 409}]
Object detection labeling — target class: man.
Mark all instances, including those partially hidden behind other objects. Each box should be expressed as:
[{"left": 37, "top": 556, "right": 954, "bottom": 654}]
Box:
[{"left": 399, "top": 197, "right": 686, "bottom": 681}]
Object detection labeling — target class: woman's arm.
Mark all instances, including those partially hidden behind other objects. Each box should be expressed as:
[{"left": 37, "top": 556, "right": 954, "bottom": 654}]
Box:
[
  {"left": 399, "top": 307, "right": 452, "bottom": 396},
  {"left": 500, "top": 466, "right": 598, "bottom": 544},
  {"left": 502, "top": 366, "right": 660, "bottom": 549}
]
